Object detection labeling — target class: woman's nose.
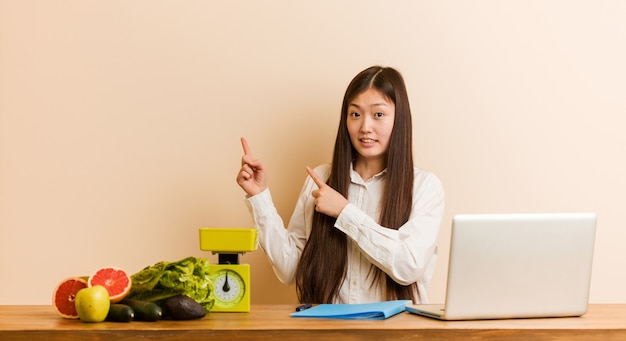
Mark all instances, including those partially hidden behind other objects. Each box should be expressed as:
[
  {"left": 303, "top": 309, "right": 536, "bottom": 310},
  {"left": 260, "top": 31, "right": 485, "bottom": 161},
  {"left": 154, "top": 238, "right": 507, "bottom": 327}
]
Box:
[{"left": 360, "top": 116, "right": 373, "bottom": 133}]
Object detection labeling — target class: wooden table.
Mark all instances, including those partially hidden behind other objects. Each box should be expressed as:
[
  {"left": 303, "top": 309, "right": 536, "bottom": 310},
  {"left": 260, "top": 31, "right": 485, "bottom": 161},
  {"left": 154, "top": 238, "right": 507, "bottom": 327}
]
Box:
[{"left": 1, "top": 304, "right": 626, "bottom": 340}]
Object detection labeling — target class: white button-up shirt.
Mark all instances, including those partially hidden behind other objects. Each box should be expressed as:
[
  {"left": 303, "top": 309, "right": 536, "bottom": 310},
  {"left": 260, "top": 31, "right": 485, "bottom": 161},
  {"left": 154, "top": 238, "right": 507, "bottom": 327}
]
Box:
[{"left": 245, "top": 164, "right": 445, "bottom": 304}]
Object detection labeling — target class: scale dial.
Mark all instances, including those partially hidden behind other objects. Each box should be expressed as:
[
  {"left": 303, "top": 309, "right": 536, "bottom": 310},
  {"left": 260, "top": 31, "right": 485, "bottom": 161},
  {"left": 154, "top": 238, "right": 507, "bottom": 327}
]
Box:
[{"left": 211, "top": 269, "right": 246, "bottom": 309}]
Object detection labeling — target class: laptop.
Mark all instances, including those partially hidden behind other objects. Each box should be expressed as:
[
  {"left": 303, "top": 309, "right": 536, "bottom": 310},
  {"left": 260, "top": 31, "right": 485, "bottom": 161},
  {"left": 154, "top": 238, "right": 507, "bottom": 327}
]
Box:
[{"left": 406, "top": 213, "right": 597, "bottom": 320}]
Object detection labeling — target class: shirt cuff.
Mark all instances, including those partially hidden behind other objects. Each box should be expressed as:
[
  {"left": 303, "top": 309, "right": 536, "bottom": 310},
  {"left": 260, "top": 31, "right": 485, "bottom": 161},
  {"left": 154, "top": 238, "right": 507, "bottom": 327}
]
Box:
[
  {"left": 245, "top": 188, "right": 277, "bottom": 218},
  {"left": 334, "top": 203, "right": 363, "bottom": 238}
]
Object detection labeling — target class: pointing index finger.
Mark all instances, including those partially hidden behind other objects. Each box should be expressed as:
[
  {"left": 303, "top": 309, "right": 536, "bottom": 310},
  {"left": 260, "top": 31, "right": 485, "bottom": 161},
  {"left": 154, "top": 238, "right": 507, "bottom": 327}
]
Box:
[
  {"left": 241, "top": 137, "right": 253, "bottom": 156},
  {"left": 306, "top": 166, "right": 326, "bottom": 188}
]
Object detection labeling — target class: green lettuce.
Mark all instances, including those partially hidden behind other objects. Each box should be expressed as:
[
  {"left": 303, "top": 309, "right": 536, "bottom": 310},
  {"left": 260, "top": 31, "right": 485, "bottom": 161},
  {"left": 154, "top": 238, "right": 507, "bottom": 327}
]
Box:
[{"left": 128, "top": 257, "right": 214, "bottom": 312}]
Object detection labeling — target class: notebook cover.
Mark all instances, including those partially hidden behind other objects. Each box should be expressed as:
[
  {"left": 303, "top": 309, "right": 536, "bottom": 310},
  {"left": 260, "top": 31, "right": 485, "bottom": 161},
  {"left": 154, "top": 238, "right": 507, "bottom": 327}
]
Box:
[{"left": 290, "top": 300, "right": 411, "bottom": 320}]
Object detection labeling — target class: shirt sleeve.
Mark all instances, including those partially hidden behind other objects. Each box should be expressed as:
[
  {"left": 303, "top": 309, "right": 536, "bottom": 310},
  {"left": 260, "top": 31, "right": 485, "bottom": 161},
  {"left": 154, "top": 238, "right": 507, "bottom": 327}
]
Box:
[
  {"left": 245, "top": 174, "right": 318, "bottom": 285},
  {"left": 333, "top": 170, "right": 445, "bottom": 286}
]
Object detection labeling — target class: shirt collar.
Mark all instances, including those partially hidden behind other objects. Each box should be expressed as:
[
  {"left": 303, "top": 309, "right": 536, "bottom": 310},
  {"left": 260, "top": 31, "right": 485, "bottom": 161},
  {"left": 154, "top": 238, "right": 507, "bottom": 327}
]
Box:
[{"left": 349, "top": 163, "right": 388, "bottom": 184}]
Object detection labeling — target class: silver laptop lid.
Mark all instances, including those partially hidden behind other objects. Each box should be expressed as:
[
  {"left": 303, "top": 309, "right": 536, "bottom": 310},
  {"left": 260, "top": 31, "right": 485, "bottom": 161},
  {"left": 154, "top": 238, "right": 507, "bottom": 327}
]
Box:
[{"left": 443, "top": 213, "right": 597, "bottom": 320}]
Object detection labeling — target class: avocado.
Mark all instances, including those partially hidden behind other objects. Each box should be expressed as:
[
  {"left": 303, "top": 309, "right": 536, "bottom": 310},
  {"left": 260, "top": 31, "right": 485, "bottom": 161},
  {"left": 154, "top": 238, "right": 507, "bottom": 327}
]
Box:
[{"left": 164, "top": 295, "right": 207, "bottom": 320}]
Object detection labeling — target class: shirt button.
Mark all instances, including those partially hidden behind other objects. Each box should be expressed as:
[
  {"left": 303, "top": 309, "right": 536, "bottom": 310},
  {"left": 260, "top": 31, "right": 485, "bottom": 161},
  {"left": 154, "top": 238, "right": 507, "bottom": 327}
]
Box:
[{"left": 352, "top": 280, "right": 357, "bottom": 286}]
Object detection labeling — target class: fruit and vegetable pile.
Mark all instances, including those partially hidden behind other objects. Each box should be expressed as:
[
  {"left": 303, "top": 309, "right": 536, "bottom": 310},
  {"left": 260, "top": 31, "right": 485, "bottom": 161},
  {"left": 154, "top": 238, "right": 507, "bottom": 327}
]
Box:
[{"left": 52, "top": 257, "right": 214, "bottom": 322}]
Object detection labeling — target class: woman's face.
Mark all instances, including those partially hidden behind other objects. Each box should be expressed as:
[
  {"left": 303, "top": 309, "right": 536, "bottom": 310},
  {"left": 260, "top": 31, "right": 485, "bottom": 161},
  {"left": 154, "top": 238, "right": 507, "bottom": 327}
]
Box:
[{"left": 346, "top": 87, "right": 396, "bottom": 165}]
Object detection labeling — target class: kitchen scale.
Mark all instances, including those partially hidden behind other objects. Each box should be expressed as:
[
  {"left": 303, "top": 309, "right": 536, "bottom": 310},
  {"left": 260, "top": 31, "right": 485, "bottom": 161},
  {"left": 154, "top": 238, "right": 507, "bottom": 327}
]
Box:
[{"left": 199, "top": 227, "right": 258, "bottom": 312}]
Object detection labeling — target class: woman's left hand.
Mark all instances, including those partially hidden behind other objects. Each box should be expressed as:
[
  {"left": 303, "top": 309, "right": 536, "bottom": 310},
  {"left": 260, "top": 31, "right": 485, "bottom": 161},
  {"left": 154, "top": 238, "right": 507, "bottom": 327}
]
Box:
[{"left": 306, "top": 166, "right": 349, "bottom": 218}]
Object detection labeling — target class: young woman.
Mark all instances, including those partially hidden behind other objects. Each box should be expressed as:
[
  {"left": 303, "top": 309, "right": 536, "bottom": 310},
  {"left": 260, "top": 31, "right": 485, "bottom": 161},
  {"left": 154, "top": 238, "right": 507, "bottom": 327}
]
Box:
[{"left": 236, "top": 66, "right": 444, "bottom": 304}]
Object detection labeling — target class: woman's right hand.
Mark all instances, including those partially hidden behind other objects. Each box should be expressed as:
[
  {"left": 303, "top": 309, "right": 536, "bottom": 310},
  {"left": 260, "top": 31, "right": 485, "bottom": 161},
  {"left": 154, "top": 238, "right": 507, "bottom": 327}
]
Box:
[{"left": 236, "top": 137, "right": 268, "bottom": 197}]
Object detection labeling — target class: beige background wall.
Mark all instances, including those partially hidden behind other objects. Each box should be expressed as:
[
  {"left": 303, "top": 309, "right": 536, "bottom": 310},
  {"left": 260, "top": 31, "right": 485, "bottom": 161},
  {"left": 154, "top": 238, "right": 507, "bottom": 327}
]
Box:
[{"left": 1, "top": 1, "right": 625, "bottom": 305}]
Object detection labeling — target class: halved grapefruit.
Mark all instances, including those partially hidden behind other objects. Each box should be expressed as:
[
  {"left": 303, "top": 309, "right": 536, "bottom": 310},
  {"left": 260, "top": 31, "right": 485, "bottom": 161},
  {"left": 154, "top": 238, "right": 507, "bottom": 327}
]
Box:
[
  {"left": 52, "top": 277, "right": 88, "bottom": 319},
  {"left": 88, "top": 266, "right": 132, "bottom": 303}
]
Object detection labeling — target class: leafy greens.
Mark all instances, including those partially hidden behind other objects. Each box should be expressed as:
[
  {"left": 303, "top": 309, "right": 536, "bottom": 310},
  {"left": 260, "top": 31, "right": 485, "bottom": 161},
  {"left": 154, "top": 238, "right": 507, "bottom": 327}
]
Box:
[{"left": 128, "top": 256, "right": 214, "bottom": 312}]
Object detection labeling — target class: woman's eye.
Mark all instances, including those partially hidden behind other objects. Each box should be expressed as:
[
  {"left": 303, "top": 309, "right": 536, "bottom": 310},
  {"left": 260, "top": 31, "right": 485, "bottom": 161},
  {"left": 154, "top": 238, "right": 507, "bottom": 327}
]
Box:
[
  {"left": 374, "top": 112, "right": 384, "bottom": 118},
  {"left": 350, "top": 112, "right": 360, "bottom": 118}
]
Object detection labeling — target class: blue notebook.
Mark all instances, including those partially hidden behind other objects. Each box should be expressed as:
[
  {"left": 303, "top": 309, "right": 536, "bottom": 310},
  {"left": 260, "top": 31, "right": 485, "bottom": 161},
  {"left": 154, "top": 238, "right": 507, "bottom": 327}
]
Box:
[{"left": 290, "top": 300, "right": 411, "bottom": 320}]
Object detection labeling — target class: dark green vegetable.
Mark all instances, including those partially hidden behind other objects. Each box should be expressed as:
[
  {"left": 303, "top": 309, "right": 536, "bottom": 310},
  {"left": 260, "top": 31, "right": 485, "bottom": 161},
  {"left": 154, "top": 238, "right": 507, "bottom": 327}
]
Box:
[
  {"left": 120, "top": 299, "right": 162, "bottom": 321},
  {"left": 164, "top": 294, "right": 207, "bottom": 320},
  {"left": 127, "top": 257, "right": 214, "bottom": 313},
  {"left": 106, "top": 304, "right": 134, "bottom": 322}
]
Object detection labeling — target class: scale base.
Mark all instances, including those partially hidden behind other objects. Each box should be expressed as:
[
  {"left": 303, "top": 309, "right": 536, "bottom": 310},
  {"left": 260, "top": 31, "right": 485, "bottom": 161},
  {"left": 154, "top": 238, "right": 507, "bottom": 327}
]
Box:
[{"left": 209, "top": 263, "right": 251, "bottom": 312}]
